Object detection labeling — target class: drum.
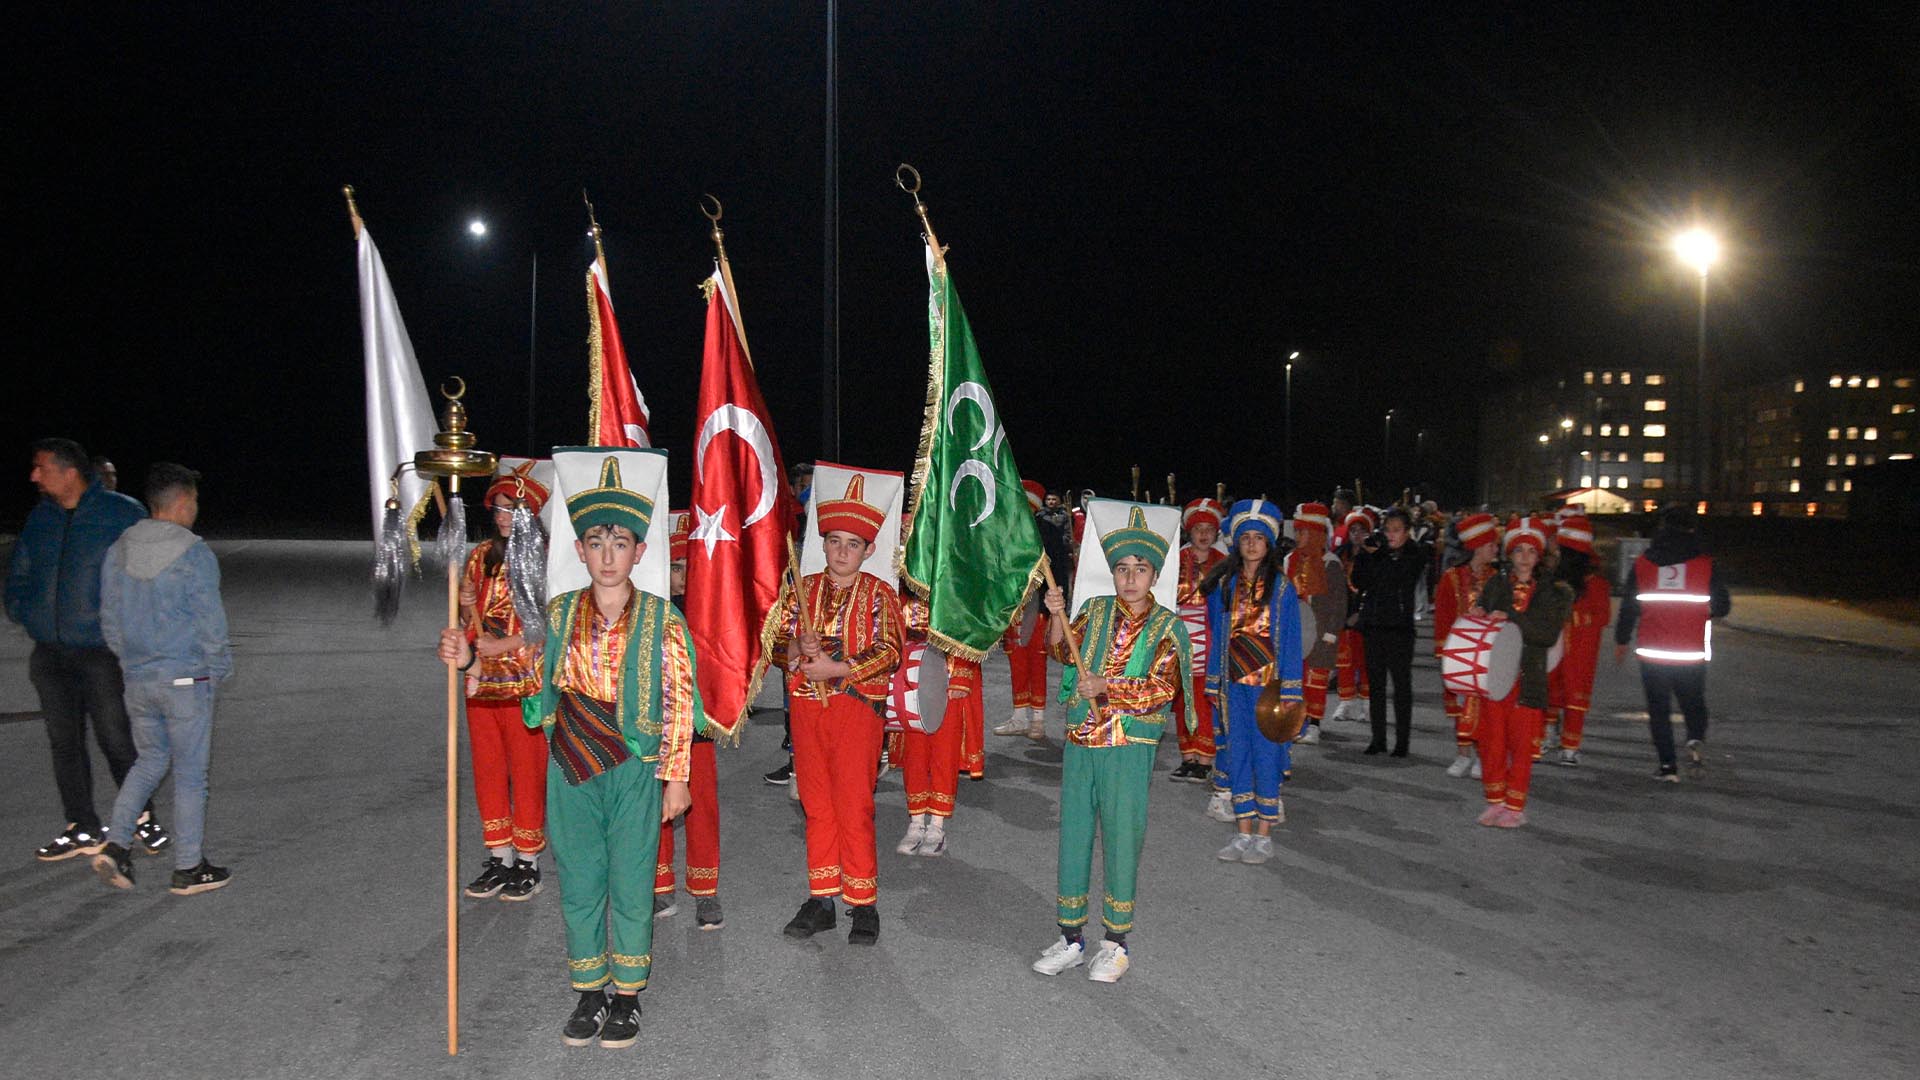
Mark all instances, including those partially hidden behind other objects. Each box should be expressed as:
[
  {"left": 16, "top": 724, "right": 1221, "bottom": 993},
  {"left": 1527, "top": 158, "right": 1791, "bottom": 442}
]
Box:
[
  {"left": 884, "top": 640, "right": 948, "bottom": 734},
  {"left": 1439, "top": 614, "right": 1523, "bottom": 700},
  {"left": 1177, "top": 603, "right": 1209, "bottom": 676}
]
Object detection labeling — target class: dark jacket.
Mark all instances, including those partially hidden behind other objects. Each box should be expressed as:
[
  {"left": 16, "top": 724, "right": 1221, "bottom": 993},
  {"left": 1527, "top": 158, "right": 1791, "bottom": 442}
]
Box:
[
  {"left": 6, "top": 482, "right": 146, "bottom": 648},
  {"left": 1350, "top": 538, "right": 1430, "bottom": 630},
  {"left": 1613, "top": 529, "right": 1731, "bottom": 646},
  {"left": 1477, "top": 571, "right": 1574, "bottom": 709}
]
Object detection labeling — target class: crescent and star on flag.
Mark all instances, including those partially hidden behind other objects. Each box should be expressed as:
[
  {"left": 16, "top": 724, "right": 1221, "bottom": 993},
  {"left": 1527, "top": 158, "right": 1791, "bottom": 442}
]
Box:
[{"left": 690, "top": 403, "right": 779, "bottom": 557}]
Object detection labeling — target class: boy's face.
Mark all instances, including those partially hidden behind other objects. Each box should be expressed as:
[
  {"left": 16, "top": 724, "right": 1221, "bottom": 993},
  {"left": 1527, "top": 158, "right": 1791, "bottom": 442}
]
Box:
[
  {"left": 1384, "top": 518, "right": 1408, "bottom": 548},
  {"left": 575, "top": 524, "right": 643, "bottom": 587},
  {"left": 1112, "top": 555, "right": 1157, "bottom": 605},
  {"left": 1189, "top": 521, "right": 1218, "bottom": 548},
  {"left": 823, "top": 530, "right": 871, "bottom": 577},
  {"left": 670, "top": 559, "right": 687, "bottom": 597}
]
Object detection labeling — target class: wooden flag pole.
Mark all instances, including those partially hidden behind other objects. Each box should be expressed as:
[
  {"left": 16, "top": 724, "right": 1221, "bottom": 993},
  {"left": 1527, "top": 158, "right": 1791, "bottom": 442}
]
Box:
[
  {"left": 1041, "top": 556, "right": 1087, "bottom": 674},
  {"left": 442, "top": 477, "right": 460, "bottom": 1056}
]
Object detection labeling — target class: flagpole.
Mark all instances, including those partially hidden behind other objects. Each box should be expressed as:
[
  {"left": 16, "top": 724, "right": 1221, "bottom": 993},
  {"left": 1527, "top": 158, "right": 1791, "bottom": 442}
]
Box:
[
  {"left": 701, "top": 195, "right": 753, "bottom": 363},
  {"left": 823, "top": 0, "right": 841, "bottom": 460}
]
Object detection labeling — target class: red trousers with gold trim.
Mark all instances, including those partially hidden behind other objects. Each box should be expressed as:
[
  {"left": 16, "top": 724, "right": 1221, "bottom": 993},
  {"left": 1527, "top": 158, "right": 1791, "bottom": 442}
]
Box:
[
  {"left": 1303, "top": 667, "right": 1332, "bottom": 724},
  {"left": 1172, "top": 675, "right": 1216, "bottom": 759},
  {"left": 1335, "top": 629, "right": 1369, "bottom": 700},
  {"left": 1007, "top": 617, "right": 1050, "bottom": 710},
  {"left": 901, "top": 708, "right": 961, "bottom": 818},
  {"left": 1556, "top": 623, "right": 1604, "bottom": 751},
  {"left": 1479, "top": 690, "right": 1544, "bottom": 811},
  {"left": 792, "top": 692, "right": 883, "bottom": 906},
  {"left": 950, "top": 658, "right": 986, "bottom": 779},
  {"left": 466, "top": 697, "right": 546, "bottom": 853},
  {"left": 1444, "top": 691, "right": 1484, "bottom": 750},
  {"left": 655, "top": 740, "right": 719, "bottom": 896}
]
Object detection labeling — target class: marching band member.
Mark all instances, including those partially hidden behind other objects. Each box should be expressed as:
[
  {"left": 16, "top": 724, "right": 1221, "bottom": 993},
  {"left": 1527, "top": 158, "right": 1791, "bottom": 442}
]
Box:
[
  {"left": 1204, "top": 500, "right": 1304, "bottom": 863},
  {"left": 1030, "top": 507, "right": 1192, "bottom": 984},
  {"left": 1283, "top": 503, "right": 1345, "bottom": 747},
  {"left": 1433, "top": 513, "right": 1501, "bottom": 778},
  {"left": 1170, "top": 497, "right": 1226, "bottom": 781},
  {"left": 1466, "top": 516, "right": 1572, "bottom": 828},
  {"left": 767, "top": 475, "right": 905, "bottom": 945},
  {"left": 895, "top": 591, "right": 976, "bottom": 856},
  {"left": 1330, "top": 507, "right": 1375, "bottom": 721},
  {"left": 655, "top": 510, "right": 723, "bottom": 928},
  {"left": 1548, "top": 515, "right": 1610, "bottom": 767},
  {"left": 996, "top": 483, "right": 1062, "bottom": 741}
]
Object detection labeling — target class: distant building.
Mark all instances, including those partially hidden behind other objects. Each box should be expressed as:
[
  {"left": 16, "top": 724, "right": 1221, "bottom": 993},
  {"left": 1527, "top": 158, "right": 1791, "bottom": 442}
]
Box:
[
  {"left": 1724, "top": 371, "right": 1919, "bottom": 518},
  {"left": 1478, "top": 365, "right": 1698, "bottom": 513}
]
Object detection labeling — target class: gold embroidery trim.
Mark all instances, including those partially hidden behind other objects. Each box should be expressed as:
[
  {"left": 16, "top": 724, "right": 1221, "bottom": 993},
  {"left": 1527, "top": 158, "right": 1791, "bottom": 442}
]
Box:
[
  {"left": 569, "top": 954, "right": 609, "bottom": 971},
  {"left": 610, "top": 952, "right": 651, "bottom": 968}
]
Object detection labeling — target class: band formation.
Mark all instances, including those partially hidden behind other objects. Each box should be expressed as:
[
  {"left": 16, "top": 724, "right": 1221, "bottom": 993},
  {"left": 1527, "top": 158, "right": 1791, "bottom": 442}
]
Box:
[{"left": 6, "top": 186, "right": 1730, "bottom": 1051}]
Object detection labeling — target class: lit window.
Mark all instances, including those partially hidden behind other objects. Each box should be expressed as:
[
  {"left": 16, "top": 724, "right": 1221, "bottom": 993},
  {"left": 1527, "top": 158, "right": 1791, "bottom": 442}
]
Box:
[
  {"left": 1793, "top": 379, "right": 1804, "bottom": 393},
  {"left": 1581, "top": 424, "right": 1593, "bottom": 436},
  {"left": 1602, "top": 372, "right": 1614, "bottom": 384},
  {"left": 1644, "top": 451, "right": 1665, "bottom": 463},
  {"left": 1646, "top": 374, "right": 1665, "bottom": 386},
  {"left": 1584, "top": 371, "right": 1594, "bottom": 385},
  {"left": 1848, "top": 376, "right": 1862, "bottom": 388},
  {"left": 1599, "top": 476, "right": 1612, "bottom": 489},
  {"left": 1644, "top": 399, "right": 1667, "bottom": 412},
  {"left": 1825, "top": 479, "right": 1837, "bottom": 492},
  {"left": 1600, "top": 424, "right": 1613, "bottom": 437},
  {"left": 1845, "top": 454, "right": 1857, "bottom": 466},
  {"left": 1579, "top": 474, "right": 1593, "bottom": 487},
  {"left": 1790, "top": 456, "right": 1800, "bottom": 467},
  {"left": 1644, "top": 478, "right": 1664, "bottom": 490},
  {"left": 1751, "top": 502, "right": 1764, "bottom": 516},
  {"left": 1866, "top": 427, "right": 1880, "bottom": 441},
  {"left": 1892, "top": 453, "right": 1916, "bottom": 461},
  {"left": 1789, "top": 480, "right": 1801, "bottom": 493},
  {"left": 1827, "top": 453, "right": 1839, "bottom": 466},
  {"left": 1580, "top": 450, "right": 1592, "bottom": 459},
  {"left": 1865, "top": 455, "right": 1876, "bottom": 465},
  {"left": 1622, "top": 372, "right": 1633, "bottom": 385},
  {"left": 1846, "top": 427, "right": 1859, "bottom": 440},
  {"left": 1844, "top": 480, "right": 1853, "bottom": 492},
  {"left": 1867, "top": 377, "right": 1880, "bottom": 388},
  {"left": 1894, "top": 404, "right": 1915, "bottom": 414},
  {"left": 1828, "top": 428, "right": 1841, "bottom": 441},
  {"left": 1620, "top": 424, "right": 1633, "bottom": 437},
  {"left": 1897, "top": 377, "right": 1915, "bottom": 389},
  {"left": 1644, "top": 424, "right": 1666, "bottom": 438},
  {"left": 1830, "top": 375, "right": 1844, "bottom": 387}
]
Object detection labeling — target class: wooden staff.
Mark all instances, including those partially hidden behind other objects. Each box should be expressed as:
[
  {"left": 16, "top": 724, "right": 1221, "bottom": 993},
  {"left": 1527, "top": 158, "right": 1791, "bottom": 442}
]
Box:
[
  {"left": 785, "top": 533, "right": 829, "bottom": 704},
  {"left": 1130, "top": 465, "right": 1141, "bottom": 501},
  {"left": 1216, "top": 482, "right": 1226, "bottom": 506},
  {"left": 441, "top": 476, "right": 460, "bottom": 1057},
  {"left": 1166, "top": 473, "right": 1176, "bottom": 507},
  {"left": 1041, "top": 556, "right": 1087, "bottom": 674}
]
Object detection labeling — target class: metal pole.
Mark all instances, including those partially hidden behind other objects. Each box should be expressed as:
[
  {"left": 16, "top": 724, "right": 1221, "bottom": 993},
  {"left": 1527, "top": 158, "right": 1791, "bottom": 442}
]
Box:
[
  {"left": 1284, "top": 361, "right": 1292, "bottom": 506},
  {"left": 526, "top": 252, "right": 538, "bottom": 455},
  {"left": 822, "top": 0, "right": 841, "bottom": 459},
  {"left": 1383, "top": 410, "right": 1394, "bottom": 483},
  {"left": 1695, "top": 271, "right": 1708, "bottom": 510}
]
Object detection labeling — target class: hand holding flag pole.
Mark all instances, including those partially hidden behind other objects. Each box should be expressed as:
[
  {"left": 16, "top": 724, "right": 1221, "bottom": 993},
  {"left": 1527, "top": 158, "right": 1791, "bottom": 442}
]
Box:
[{"left": 784, "top": 533, "right": 830, "bottom": 705}]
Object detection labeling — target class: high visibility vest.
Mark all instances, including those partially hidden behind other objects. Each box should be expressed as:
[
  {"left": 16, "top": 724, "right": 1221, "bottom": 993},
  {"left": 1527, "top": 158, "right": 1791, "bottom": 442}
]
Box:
[{"left": 1632, "top": 554, "right": 1714, "bottom": 664}]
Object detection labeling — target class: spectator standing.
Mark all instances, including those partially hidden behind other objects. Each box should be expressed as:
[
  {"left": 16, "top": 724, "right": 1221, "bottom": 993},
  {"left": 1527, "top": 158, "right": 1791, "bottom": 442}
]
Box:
[
  {"left": 1350, "top": 507, "right": 1430, "bottom": 756},
  {"left": 6, "top": 438, "right": 169, "bottom": 861},
  {"left": 1613, "top": 505, "right": 1730, "bottom": 782},
  {"left": 90, "top": 464, "right": 233, "bottom": 894}
]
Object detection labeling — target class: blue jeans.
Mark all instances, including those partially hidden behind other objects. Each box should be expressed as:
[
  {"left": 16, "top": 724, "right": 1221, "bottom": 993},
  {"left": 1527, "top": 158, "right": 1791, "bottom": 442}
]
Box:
[
  {"left": 1640, "top": 662, "right": 1709, "bottom": 768},
  {"left": 107, "top": 679, "right": 216, "bottom": 869}
]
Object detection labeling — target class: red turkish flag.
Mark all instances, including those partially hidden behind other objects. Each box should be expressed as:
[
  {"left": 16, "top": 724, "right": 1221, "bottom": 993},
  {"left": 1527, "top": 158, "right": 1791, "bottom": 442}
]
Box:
[
  {"left": 587, "top": 258, "right": 651, "bottom": 447},
  {"left": 685, "top": 265, "right": 793, "bottom": 738}
]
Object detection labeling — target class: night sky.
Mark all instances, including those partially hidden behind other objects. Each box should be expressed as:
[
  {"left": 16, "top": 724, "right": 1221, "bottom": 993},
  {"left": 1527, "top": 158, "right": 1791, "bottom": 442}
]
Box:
[{"left": 10, "top": 5, "right": 1917, "bottom": 531}]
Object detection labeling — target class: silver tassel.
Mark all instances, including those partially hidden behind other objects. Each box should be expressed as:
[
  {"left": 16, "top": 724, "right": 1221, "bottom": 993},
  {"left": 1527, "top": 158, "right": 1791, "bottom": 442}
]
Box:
[
  {"left": 372, "top": 500, "right": 409, "bottom": 625},
  {"left": 432, "top": 493, "right": 468, "bottom": 576},
  {"left": 505, "top": 504, "right": 548, "bottom": 647}
]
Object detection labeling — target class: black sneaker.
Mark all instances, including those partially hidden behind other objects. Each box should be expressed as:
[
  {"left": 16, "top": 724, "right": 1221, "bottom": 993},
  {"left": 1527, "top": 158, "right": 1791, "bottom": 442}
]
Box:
[
  {"left": 599, "top": 993, "right": 641, "bottom": 1049},
  {"left": 847, "top": 904, "right": 879, "bottom": 946},
  {"left": 560, "top": 989, "right": 611, "bottom": 1047},
  {"left": 783, "top": 897, "right": 836, "bottom": 939},
  {"left": 500, "top": 862, "right": 542, "bottom": 902},
  {"left": 654, "top": 892, "right": 679, "bottom": 918},
  {"left": 695, "top": 896, "right": 724, "bottom": 930},
  {"left": 36, "top": 823, "right": 108, "bottom": 862},
  {"left": 1655, "top": 763, "right": 1681, "bottom": 784},
  {"left": 170, "top": 859, "right": 232, "bottom": 895},
  {"left": 91, "top": 842, "right": 135, "bottom": 889},
  {"left": 1185, "top": 763, "right": 1213, "bottom": 785},
  {"left": 464, "top": 857, "right": 513, "bottom": 898},
  {"left": 763, "top": 760, "right": 794, "bottom": 785},
  {"left": 134, "top": 812, "right": 172, "bottom": 855},
  {"left": 1167, "top": 761, "right": 1195, "bottom": 782}
]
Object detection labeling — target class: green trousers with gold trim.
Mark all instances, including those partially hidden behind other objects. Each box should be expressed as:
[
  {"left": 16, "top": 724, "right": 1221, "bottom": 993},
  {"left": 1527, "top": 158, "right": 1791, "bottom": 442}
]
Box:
[
  {"left": 1055, "top": 741, "right": 1155, "bottom": 935},
  {"left": 547, "top": 754, "right": 662, "bottom": 991}
]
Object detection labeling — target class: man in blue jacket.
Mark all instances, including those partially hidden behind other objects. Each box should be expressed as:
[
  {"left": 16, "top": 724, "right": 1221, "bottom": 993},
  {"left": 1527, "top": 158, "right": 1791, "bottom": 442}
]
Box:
[
  {"left": 5, "top": 438, "right": 170, "bottom": 861},
  {"left": 91, "top": 463, "right": 232, "bottom": 894}
]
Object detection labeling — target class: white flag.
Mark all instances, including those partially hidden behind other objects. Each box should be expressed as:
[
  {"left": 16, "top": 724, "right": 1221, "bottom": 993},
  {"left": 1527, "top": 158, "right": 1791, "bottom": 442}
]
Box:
[{"left": 356, "top": 227, "right": 439, "bottom": 541}]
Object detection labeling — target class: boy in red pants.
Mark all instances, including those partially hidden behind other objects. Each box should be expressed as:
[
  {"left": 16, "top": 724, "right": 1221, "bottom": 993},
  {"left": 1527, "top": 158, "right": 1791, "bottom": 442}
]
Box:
[{"left": 656, "top": 510, "right": 723, "bottom": 928}]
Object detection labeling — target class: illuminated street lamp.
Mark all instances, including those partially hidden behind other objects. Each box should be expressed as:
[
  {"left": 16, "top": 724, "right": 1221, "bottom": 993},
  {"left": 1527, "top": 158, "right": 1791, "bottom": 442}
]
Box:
[
  {"left": 467, "top": 219, "right": 488, "bottom": 237},
  {"left": 1673, "top": 226, "right": 1720, "bottom": 508},
  {"left": 1285, "top": 351, "right": 1299, "bottom": 503}
]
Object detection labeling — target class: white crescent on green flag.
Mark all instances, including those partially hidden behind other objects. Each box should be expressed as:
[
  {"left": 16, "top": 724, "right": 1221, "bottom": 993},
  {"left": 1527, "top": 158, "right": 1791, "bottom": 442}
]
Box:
[{"left": 899, "top": 244, "right": 1045, "bottom": 660}]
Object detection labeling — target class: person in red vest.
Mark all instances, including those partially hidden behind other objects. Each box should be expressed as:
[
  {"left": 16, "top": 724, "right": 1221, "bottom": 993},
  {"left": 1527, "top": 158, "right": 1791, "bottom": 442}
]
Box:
[
  {"left": 1614, "top": 505, "right": 1730, "bottom": 782},
  {"left": 1548, "top": 515, "right": 1611, "bottom": 767}
]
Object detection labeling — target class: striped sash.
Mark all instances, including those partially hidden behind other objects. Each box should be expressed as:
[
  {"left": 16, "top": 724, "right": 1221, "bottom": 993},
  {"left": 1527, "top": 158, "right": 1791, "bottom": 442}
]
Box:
[{"left": 552, "top": 690, "right": 629, "bottom": 786}]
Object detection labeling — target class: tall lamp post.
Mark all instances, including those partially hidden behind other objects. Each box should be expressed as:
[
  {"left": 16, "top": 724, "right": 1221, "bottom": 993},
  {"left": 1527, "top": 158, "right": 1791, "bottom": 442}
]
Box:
[
  {"left": 1285, "top": 350, "right": 1299, "bottom": 505},
  {"left": 468, "top": 218, "right": 539, "bottom": 455},
  {"left": 1672, "top": 227, "right": 1720, "bottom": 510},
  {"left": 1383, "top": 408, "right": 1397, "bottom": 486}
]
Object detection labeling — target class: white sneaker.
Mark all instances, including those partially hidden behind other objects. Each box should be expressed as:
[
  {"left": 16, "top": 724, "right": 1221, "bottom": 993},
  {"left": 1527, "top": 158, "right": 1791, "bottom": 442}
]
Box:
[
  {"left": 1087, "top": 941, "right": 1129, "bottom": 983},
  {"left": 1556, "top": 748, "right": 1581, "bottom": 767},
  {"left": 993, "top": 709, "right": 1030, "bottom": 736},
  {"left": 788, "top": 773, "right": 800, "bottom": 801},
  {"left": 1470, "top": 759, "right": 1482, "bottom": 780},
  {"left": 1031, "top": 937, "right": 1087, "bottom": 975},
  {"left": 1332, "top": 699, "right": 1354, "bottom": 721},
  {"left": 1026, "top": 714, "right": 1048, "bottom": 741},
  {"left": 1206, "top": 793, "right": 1236, "bottom": 823},
  {"left": 1446, "top": 754, "right": 1473, "bottom": 778},
  {"left": 1241, "top": 835, "right": 1274, "bottom": 865},
  {"left": 1542, "top": 723, "right": 1561, "bottom": 753},
  {"left": 1217, "top": 833, "right": 1254, "bottom": 861},
  {"left": 896, "top": 821, "right": 927, "bottom": 855},
  {"left": 1356, "top": 697, "right": 1371, "bottom": 720},
  {"left": 917, "top": 825, "right": 948, "bottom": 857},
  {"left": 1298, "top": 724, "right": 1321, "bottom": 745}
]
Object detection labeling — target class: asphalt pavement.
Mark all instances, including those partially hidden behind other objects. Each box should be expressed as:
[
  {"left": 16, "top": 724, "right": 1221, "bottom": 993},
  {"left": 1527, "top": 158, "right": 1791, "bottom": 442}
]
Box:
[{"left": 0, "top": 541, "right": 1914, "bottom": 1080}]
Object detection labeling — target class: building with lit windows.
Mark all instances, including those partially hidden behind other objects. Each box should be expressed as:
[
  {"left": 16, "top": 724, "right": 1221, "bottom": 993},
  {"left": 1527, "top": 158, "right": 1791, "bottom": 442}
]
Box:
[
  {"left": 1477, "top": 366, "right": 1698, "bottom": 512},
  {"left": 1724, "top": 371, "right": 1920, "bottom": 517}
]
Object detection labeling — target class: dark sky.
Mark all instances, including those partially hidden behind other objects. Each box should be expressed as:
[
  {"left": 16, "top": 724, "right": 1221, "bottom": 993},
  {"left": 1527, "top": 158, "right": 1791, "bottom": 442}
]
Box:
[{"left": 10, "top": 4, "right": 1917, "bottom": 531}]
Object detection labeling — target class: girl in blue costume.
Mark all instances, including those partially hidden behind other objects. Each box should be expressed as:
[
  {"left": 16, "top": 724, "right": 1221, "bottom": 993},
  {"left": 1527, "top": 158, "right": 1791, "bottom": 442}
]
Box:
[{"left": 1202, "top": 499, "right": 1304, "bottom": 865}]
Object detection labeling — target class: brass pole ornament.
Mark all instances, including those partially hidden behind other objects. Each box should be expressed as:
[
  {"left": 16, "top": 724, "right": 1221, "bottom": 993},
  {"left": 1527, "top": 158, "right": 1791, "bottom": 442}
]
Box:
[
  {"left": 414, "top": 378, "right": 499, "bottom": 485},
  {"left": 701, "top": 194, "right": 727, "bottom": 261},
  {"left": 895, "top": 163, "right": 945, "bottom": 268}
]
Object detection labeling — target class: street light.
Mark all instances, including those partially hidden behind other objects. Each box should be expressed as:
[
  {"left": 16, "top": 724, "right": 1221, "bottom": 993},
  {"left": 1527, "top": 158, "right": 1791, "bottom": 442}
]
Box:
[
  {"left": 1383, "top": 408, "right": 1397, "bottom": 482},
  {"left": 1285, "top": 351, "right": 1300, "bottom": 505},
  {"left": 1672, "top": 226, "right": 1720, "bottom": 509},
  {"left": 469, "top": 218, "right": 538, "bottom": 454}
]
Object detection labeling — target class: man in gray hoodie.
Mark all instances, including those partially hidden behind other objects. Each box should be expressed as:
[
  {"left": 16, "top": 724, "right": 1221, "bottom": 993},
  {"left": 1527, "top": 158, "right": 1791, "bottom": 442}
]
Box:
[{"left": 91, "top": 463, "right": 234, "bottom": 895}]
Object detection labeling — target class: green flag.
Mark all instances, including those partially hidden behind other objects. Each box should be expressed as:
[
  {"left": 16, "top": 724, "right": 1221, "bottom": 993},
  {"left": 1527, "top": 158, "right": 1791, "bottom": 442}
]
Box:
[{"left": 899, "top": 245, "right": 1045, "bottom": 660}]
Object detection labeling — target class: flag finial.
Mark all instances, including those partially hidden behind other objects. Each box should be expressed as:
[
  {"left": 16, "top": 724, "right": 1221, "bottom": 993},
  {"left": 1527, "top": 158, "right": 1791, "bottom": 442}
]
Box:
[
  {"left": 342, "top": 185, "right": 363, "bottom": 237},
  {"left": 583, "top": 189, "right": 605, "bottom": 268},
  {"left": 701, "top": 194, "right": 728, "bottom": 263},
  {"left": 895, "top": 163, "right": 945, "bottom": 269}
]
